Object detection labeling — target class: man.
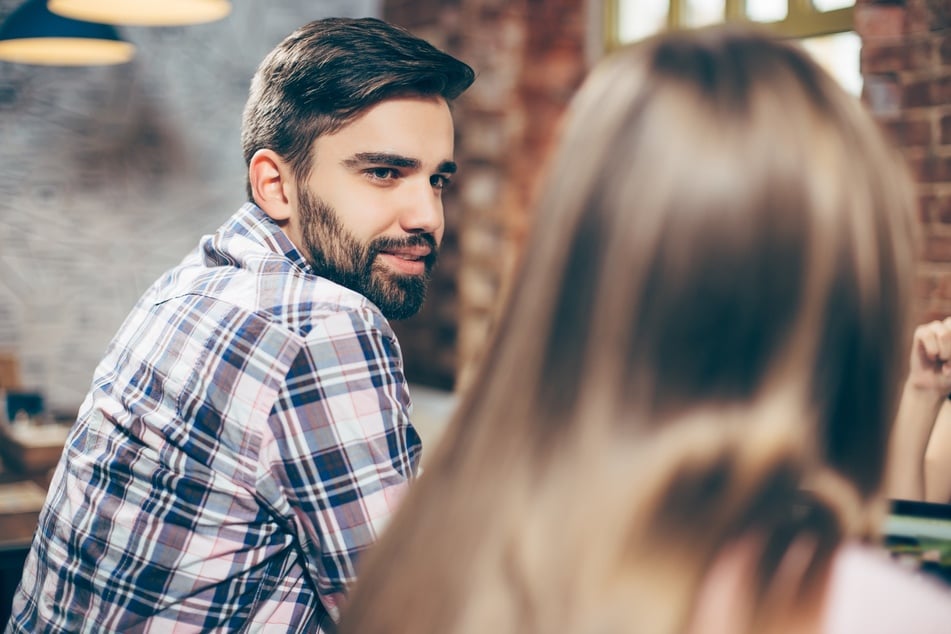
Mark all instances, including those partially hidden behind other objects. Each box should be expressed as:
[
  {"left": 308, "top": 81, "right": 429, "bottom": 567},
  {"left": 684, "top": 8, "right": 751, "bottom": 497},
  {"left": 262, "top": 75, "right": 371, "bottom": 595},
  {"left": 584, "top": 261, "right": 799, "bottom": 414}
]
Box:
[{"left": 8, "top": 17, "right": 473, "bottom": 633}]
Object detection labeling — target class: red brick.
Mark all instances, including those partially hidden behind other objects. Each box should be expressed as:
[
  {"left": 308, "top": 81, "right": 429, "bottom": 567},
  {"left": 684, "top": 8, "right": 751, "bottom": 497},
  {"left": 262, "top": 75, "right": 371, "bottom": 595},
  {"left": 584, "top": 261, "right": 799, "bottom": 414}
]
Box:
[
  {"left": 937, "top": 156, "right": 951, "bottom": 183},
  {"left": 902, "top": 150, "right": 951, "bottom": 183},
  {"left": 923, "top": 235, "right": 951, "bottom": 261},
  {"left": 861, "top": 42, "right": 906, "bottom": 73},
  {"left": 895, "top": 117, "right": 933, "bottom": 147},
  {"left": 855, "top": 5, "right": 907, "bottom": 39},
  {"left": 919, "top": 156, "right": 951, "bottom": 183},
  {"left": 936, "top": 194, "right": 951, "bottom": 224},
  {"left": 938, "top": 75, "right": 951, "bottom": 105},
  {"left": 905, "top": 0, "right": 951, "bottom": 33},
  {"left": 904, "top": 78, "right": 933, "bottom": 107},
  {"left": 907, "top": 118, "right": 934, "bottom": 146},
  {"left": 904, "top": 37, "right": 934, "bottom": 71}
]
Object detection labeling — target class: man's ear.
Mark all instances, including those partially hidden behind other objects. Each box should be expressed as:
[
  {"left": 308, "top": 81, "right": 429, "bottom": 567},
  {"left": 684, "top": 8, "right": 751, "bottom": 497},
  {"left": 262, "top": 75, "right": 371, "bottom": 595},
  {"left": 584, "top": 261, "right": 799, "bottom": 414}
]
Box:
[{"left": 249, "top": 149, "right": 295, "bottom": 222}]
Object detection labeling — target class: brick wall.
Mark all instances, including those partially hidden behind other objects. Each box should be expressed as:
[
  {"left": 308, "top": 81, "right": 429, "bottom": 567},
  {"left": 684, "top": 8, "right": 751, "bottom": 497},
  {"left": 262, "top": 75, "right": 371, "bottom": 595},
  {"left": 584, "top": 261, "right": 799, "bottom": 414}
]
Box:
[
  {"left": 857, "top": 0, "right": 951, "bottom": 324},
  {"left": 385, "top": 0, "right": 589, "bottom": 389}
]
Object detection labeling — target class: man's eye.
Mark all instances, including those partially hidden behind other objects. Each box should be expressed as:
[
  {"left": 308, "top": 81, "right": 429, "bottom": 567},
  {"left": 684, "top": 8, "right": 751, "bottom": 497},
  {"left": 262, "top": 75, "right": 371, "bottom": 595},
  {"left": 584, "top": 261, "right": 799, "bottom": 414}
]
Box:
[
  {"left": 431, "top": 174, "right": 452, "bottom": 190},
  {"left": 367, "top": 168, "right": 398, "bottom": 181}
]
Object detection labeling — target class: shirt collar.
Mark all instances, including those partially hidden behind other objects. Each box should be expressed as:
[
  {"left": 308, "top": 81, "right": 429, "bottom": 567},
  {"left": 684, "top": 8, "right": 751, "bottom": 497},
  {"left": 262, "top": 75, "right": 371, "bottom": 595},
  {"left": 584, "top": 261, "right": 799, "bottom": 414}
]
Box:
[{"left": 217, "top": 202, "right": 314, "bottom": 274}]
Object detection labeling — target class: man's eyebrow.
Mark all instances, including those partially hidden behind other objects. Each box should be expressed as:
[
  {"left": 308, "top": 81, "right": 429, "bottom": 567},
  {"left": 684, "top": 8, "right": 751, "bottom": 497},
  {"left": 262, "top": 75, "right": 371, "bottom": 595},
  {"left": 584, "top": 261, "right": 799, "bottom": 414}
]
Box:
[
  {"left": 343, "top": 152, "right": 419, "bottom": 169},
  {"left": 343, "top": 152, "right": 457, "bottom": 174}
]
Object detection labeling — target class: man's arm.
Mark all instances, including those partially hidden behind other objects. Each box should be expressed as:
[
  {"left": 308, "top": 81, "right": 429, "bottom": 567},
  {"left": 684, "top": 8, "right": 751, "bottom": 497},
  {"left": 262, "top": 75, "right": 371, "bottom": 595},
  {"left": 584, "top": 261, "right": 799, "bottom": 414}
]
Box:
[
  {"left": 259, "top": 306, "right": 421, "bottom": 621},
  {"left": 888, "top": 318, "right": 951, "bottom": 501}
]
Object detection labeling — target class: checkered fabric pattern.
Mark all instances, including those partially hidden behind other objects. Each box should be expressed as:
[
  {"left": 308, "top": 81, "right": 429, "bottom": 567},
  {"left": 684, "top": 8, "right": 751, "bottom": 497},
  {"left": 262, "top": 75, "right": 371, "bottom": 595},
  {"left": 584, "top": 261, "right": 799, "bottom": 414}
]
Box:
[{"left": 7, "top": 203, "right": 421, "bottom": 633}]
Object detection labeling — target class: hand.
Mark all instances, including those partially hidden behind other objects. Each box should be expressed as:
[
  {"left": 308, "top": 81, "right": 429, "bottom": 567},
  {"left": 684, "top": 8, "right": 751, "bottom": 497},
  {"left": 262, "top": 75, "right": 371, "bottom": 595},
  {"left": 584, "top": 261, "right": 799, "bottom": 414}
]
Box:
[{"left": 907, "top": 317, "right": 951, "bottom": 396}]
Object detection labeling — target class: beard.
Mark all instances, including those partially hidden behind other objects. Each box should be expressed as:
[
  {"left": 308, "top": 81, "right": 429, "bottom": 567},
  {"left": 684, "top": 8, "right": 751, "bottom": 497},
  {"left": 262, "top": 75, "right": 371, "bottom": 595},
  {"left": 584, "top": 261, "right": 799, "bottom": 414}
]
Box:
[{"left": 297, "top": 188, "right": 438, "bottom": 320}]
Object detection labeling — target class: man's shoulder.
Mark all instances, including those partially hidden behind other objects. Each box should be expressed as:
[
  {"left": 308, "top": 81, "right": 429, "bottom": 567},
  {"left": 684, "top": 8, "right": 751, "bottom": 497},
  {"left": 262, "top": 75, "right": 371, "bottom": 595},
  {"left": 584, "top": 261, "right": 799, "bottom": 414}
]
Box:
[
  {"left": 150, "top": 247, "right": 379, "bottom": 336},
  {"left": 132, "top": 203, "right": 391, "bottom": 344},
  {"left": 148, "top": 259, "right": 387, "bottom": 342}
]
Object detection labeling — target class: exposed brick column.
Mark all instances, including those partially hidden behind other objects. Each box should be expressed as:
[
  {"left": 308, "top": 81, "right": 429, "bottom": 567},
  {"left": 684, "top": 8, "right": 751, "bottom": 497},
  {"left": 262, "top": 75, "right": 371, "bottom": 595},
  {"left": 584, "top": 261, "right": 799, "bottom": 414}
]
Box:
[
  {"left": 455, "top": 0, "right": 588, "bottom": 388},
  {"left": 858, "top": 0, "right": 951, "bottom": 324},
  {"left": 384, "top": 0, "right": 588, "bottom": 389},
  {"left": 382, "top": 0, "right": 474, "bottom": 389}
]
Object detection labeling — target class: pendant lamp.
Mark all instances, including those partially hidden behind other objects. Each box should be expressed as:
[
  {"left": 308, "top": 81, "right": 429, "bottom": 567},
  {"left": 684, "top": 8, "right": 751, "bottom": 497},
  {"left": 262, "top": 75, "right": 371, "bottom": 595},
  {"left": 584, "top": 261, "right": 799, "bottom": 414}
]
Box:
[
  {"left": 48, "top": 0, "right": 232, "bottom": 26},
  {"left": 0, "top": 0, "right": 135, "bottom": 66}
]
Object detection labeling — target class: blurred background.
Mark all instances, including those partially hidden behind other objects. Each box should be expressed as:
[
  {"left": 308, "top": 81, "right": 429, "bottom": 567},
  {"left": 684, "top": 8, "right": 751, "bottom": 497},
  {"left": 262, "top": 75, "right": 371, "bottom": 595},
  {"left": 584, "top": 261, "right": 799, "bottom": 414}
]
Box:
[
  {"left": 0, "top": 0, "right": 947, "bottom": 421},
  {"left": 0, "top": 0, "right": 949, "bottom": 624}
]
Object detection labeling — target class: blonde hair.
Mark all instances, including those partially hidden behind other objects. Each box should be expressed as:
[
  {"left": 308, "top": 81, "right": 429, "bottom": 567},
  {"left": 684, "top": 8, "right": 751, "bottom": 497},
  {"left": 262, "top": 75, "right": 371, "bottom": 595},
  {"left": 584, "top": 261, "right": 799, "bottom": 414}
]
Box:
[{"left": 340, "top": 25, "right": 919, "bottom": 634}]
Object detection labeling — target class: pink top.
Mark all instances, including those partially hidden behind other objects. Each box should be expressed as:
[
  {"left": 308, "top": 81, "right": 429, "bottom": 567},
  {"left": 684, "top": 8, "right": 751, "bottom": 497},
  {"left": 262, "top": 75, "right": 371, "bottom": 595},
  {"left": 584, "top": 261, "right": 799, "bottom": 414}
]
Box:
[{"left": 823, "top": 543, "right": 951, "bottom": 633}]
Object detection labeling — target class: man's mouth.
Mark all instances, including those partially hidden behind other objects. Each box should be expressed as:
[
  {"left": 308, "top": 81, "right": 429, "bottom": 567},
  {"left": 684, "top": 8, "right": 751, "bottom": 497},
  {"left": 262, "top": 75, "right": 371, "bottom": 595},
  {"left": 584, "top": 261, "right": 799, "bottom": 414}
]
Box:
[
  {"left": 376, "top": 246, "right": 432, "bottom": 275},
  {"left": 371, "top": 234, "right": 437, "bottom": 277},
  {"left": 378, "top": 246, "right": 431, "bottom": 261}
]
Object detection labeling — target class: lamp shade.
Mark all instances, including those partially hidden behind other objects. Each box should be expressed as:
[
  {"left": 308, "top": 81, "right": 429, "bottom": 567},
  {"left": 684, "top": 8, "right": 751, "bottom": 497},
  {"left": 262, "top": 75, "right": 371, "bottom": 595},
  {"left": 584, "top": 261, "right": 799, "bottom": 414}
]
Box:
[
  {"left": 49, "top": 0, "right": 232, "bottom": 27},
  {"left": 0, "top": 0, "right": 134, "bottom": 66}
]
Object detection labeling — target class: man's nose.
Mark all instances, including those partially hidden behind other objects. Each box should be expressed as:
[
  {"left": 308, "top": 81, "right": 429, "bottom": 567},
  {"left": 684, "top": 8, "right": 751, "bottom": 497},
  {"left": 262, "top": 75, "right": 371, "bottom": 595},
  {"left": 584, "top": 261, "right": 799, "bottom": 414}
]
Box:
[{"left": 399, "top": 178, "right": 444, "bottom": 235}]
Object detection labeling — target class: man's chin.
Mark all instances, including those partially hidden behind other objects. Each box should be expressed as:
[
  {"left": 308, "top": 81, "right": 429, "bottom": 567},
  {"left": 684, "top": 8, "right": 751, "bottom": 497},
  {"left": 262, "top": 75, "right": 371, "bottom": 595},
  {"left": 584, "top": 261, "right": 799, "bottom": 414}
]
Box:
[
  {"left": 380, "top": 303, "right": 424, "bottom": 321},
  {"left": 375, "top": 295, "right": 426, "bottom": 320},
  {"left": 368, "top": 275, "right": 429, "bottom": 320}
]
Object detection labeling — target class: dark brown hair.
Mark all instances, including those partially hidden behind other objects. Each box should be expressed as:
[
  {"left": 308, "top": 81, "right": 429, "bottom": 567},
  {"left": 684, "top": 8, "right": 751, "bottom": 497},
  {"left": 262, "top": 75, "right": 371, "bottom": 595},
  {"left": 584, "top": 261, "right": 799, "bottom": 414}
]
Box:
[{"left": 241, "top": 17, "right": 474, "bottom": 198}]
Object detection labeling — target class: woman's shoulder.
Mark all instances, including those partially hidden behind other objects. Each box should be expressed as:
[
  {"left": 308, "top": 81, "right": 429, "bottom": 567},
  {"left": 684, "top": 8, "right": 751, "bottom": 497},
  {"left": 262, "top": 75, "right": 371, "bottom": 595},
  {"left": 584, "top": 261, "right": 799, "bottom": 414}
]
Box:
[{"left": 823, "top": 541, "right": 951, "bottom": 634}]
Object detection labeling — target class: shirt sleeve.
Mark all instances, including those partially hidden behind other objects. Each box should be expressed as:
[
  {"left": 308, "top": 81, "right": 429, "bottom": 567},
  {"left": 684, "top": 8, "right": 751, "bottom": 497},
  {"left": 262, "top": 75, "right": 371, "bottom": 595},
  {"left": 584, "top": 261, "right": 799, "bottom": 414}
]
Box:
[{"left": 257, "top": 305, "right": 422, "bottom": 622}]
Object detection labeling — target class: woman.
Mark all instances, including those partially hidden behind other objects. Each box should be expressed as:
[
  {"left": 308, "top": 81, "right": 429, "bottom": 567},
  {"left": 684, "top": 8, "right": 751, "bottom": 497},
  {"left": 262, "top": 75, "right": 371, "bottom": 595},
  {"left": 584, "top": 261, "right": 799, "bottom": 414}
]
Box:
[
  {"left": 892, "top": 316, "right": 951, "bottom": 504},
  {"left": 339, "top": 25, "right": 951, "bottom": 634}
]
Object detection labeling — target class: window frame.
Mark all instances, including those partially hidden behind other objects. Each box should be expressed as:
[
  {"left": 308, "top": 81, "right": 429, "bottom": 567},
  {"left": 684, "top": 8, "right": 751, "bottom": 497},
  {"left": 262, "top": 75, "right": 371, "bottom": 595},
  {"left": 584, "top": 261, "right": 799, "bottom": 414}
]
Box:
[{"left": 604, "top": 0, "right": 855, "bottom": 49}]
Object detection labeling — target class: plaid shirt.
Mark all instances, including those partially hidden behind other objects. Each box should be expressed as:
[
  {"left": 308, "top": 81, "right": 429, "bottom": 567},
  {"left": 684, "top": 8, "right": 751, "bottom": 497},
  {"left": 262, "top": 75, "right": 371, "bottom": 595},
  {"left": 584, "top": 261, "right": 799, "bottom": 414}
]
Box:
[{"left": 8, "top": 203, "right": 422, "bottom": 633}]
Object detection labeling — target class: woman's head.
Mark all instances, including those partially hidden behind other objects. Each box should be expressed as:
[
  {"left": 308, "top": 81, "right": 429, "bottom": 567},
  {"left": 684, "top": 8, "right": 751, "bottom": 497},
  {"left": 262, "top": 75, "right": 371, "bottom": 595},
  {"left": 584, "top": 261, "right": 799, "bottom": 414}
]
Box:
[
  {"left": 481, "top": 24, "right": 917, "bottom": 502},
  {"left": 341, "top": 25, "right": 919, "bottom": 634}
]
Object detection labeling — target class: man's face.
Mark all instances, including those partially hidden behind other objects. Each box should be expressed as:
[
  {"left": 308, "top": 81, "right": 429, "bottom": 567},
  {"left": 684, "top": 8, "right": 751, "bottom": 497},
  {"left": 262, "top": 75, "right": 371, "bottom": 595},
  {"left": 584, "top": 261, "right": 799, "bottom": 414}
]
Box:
[{"left": 293, "top": 96, "right": 456, "bottom": 320}]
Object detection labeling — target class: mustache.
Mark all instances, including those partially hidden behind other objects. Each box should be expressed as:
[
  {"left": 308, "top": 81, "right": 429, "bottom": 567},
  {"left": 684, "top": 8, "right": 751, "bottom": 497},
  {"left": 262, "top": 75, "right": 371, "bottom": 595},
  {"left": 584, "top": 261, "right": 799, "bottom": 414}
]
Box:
[
  {"left": 368, "top": 233, "right": 439, "bottom": 275},
  {"left": 370, "top": 233, "right": 438, "bottom": 254}
]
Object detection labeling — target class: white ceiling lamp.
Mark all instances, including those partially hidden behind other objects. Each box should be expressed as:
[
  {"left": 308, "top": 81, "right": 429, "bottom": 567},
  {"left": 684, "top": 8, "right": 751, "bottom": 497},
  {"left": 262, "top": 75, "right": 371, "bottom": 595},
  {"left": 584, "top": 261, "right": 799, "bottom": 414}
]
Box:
[
  {"left": 0, "top": 0, "right": 135, "bottom": 66},
  {"left": 48, "top": 0, "right": 232, "bottom": 27}
]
